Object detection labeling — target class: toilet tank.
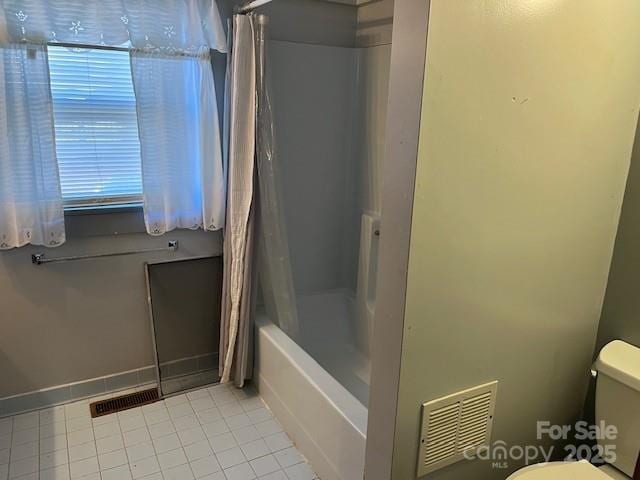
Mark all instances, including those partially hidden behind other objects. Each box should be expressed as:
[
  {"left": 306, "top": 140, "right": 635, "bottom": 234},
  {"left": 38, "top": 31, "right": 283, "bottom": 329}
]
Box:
[{"left": 594, "top": 340, "right": 640, "bottom": 477}]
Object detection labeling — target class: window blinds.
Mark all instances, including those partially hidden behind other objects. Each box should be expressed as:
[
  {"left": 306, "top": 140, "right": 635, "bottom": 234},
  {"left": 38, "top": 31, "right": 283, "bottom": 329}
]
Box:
[{"left": 47, "top": 46, "right": 143, "bottom": 207}]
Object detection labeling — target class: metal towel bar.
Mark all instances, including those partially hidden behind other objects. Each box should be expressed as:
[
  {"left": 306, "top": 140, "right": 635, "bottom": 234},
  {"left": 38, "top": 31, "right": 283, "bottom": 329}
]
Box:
[{"left": 31, "top": 241, "right": 179, "bottom": 265}]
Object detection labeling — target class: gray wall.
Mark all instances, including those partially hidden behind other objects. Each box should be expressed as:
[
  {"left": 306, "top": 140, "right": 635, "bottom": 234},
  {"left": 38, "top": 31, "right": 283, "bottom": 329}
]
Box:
[
  {"left": 0, "top": 211, "right": 222, "bottom": 398},
  {"left": 219, "top": 0, "right": 358, "bottom": 47},
  {"left": 0, "top": 0, "right": 359, "bottom": 399},
  {"left": 270, "top": 40, "right": 358, "bottom": 295},
  {"left": 596, "top": 119, "right": 640, "bottom": 351}
]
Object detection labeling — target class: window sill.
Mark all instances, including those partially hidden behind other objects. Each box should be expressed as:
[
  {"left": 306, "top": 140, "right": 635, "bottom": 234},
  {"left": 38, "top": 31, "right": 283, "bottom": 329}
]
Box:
[{"left": 64, "top": 204, "right": 146, "bottom": 237}]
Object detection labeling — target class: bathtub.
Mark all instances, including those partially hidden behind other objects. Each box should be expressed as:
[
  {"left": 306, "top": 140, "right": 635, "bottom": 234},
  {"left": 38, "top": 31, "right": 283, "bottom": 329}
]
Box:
[{"left": 255, "top": 313, "right": 368, "bottom": 480}]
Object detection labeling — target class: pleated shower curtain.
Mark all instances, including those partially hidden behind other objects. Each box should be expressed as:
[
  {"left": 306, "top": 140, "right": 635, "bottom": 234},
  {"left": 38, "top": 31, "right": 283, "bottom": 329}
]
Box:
[
  {"left": 220, "top": 14, "right": 257, "bottom": 386},
  {"left": 220, "top": 14, "right": 299, "bottom": 386}
]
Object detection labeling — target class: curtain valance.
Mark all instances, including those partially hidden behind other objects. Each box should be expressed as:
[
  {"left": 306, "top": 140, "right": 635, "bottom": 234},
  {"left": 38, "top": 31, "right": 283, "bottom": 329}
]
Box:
[{"left": 0, "top": 0, "right": 227, "bottom": 54}]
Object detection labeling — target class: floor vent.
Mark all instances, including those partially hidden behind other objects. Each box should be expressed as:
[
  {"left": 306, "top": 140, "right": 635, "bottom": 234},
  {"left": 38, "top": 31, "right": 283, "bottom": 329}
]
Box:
[
  {"left": 90, "top": 388, "right": 159, "bottom": 418},
  {"left": 417, "top": 381, "right": 498, "bottom": 477}
]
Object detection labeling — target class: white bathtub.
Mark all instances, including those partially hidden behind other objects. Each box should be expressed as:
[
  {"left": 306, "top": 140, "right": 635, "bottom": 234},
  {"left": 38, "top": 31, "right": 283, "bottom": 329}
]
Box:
[{"left": 255, "top": 313, "right": 368, "bottom": 480}]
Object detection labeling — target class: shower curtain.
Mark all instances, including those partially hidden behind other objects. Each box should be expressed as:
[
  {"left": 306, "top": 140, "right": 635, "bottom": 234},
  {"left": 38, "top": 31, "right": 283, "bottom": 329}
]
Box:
[{"left": 220, "top": 14, "right": 299, "bottom": 386}]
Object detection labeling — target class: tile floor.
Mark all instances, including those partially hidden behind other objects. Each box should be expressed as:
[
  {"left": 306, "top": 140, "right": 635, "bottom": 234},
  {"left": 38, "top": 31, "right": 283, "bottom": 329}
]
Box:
[{"left": 0, "top": 383, "right": 318, "bottom": 480}]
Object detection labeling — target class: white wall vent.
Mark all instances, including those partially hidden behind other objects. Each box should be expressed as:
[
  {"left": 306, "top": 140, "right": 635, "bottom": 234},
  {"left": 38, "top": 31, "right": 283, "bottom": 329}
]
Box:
[{"left": 417, "top": 381, "right": 498, "bottom": 477}]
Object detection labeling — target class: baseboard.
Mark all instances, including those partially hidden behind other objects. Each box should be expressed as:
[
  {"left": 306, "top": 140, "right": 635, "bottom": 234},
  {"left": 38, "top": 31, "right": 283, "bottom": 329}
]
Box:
[
  {"left": 159, "top": 352, "right": 219, "bottom": 380},
  {"left": 0, "top": 365, "right": 157, "bottom": 418},
  {"left": 256, "top": 374, "right": 342, "bottom": 480}
]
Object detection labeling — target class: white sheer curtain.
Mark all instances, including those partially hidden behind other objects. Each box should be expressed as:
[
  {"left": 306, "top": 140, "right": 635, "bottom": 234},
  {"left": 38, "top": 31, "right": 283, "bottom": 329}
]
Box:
[
  {"left": 0, "top": 0, "right": 227, "bottom": 242},
  {"left": 0, "top": 44, "right": 65, "bottom": 250},
  {"left": 132, "top": 51, "right": 226, "bottom": 234},
  {"left": 0, "top": 0, "right": 226, "bottom": 54}
]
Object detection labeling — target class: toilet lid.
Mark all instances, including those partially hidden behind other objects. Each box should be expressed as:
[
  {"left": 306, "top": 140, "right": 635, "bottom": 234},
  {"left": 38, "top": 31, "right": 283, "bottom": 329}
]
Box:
[{"left": 508, "top": 461, "right": 621, "bottom": 479}]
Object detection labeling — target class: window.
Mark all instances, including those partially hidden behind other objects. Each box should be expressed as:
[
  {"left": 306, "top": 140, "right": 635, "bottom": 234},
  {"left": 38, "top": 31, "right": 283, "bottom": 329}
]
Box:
[{"left": 47, "top": 45, "right": 143, "bottom": 209}]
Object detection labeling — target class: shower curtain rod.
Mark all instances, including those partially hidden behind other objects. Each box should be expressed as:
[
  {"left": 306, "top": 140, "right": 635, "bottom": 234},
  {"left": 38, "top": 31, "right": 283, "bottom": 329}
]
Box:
[{"left": 238, "top": 0, "right": 273, "bottom": 13}]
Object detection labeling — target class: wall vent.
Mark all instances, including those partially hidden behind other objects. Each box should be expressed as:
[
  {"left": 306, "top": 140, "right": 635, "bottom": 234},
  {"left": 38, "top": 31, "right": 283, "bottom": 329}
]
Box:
[{"left": 417, "top": 381, "right": 498, "bottom": 477}]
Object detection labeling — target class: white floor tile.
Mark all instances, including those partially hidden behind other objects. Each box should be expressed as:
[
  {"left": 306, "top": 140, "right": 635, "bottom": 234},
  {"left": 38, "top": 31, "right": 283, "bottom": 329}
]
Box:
[
  {"left": 93, "top": 422, "right": 120, "bottom": 440},
  {"left": 196, "top": 408, "right": 221, "bottom": 425},
  {"left": 250, "top": 455, "right": 280, "bottom": 477},
  {"left": 219, "top": 403, "right": 244, "bottom": 418},
  {"left": 40, "top": 422, "right": 66, "bottom": 440},
  {"left": 69, "top": 456, "right": 99, "bottom": 479},
  {"left": 129, "top": 455, "right": 160, "bottom": 479},
  {"left": 68, "top": 441, "right": 97, "bottom": 462},
  {"left": 143, "top": 409, "right": 170, "bottom": 427},
  {"left": 198, "top": 471, "right": 225, "bottom": 480},
  {"left": 189, "top": 455, "right": 221, "bottom": 478},
  {"left": 213, "top": 393, "right": 237, "bottom": 408},
  {"left": 232, "top": 426, "right": 261, "bottom": 446},
  {"left": 163, "top": 463, "right": 195, "bottom": 480},
  {"left": 240, "top": 439, "right": 270, "bottom": 462},
  {"left": 255, "top": 421, "right": 282, "bottom": 438},
  {"left": 39, "top": 407, "right": 66, "bottom": 427},
  {"left": 0, "top": 420, "right": 12, "bottom": 438},
  {"left": 75, "top": 473, "right": 100, "bottom": 480},
  {"left": 177, "top": 427, "right": 206, "bottom": 447},
  {"left": 184, "top": 441, "right": 213, "bottom": 462},
  {"left": 138, "top": 473, "right": 163, "bottom": 480},
  {"left": 164, "top": 395, "right": 188, "bottom": 408},
  {"left": 40, "top": 464, "right": 71, "bottom": 480},
  {"left": 190, "top": 398, "right": 215, "bottom": 413},
  {"left": 284, "top": 462, "right": 316, "bottom": 480},
  {"left": 240, "top": 398, "right": 265, "bottom": 413},
  {"left": 172, "top": 415, "right": 199, "bottom": 432},
  {"left": 226, "top": 414, "right": 252, "bottom": 431},
  {"left": 13, "top": 413, "right": 39, "bottom": 432},
  {"left": 157, "top": 448, "right": 187, "bottom": 470},
  {"left": 123, "top": 427, "right": 151, "bottom": 448},
  {"left": 168, "top": 403, "right": 194, "bottom": 420},
  {"left": 148, "top": 421, "right": 175, "bottom": 440},
  {"left": 216, "top": 447, "right": 245, "bottom": 470},
  {"left": 246, "top": 409, "right": 272, "bottom": 425},
  {"left": 11, "top": 428, "right": 38, "bottom": 447},
  {"left": 186, "top": 390, "right": 209, "bottom": 402},
  {"left": 64, "top": 403, "right": 89, "bottom": 421},
  {"left": 142, "top": 403, "right": 165, "bottom": 415},
  {"left": 101, "top": 464, "right": 133, "bottom": 480},
  {"left": 259, "top": 471, "right": 287, "bottom": 480},
  {"left": 273, "top": 448, "right": 303, "bottom": 469},
  {"left": 40, "top": 448, "right": 68, "bottom": 470},
  {"left": 67, "top": 428, "right": 94, "bottom": 448},
  {"left": 92, "top": 414, "right": 117, "bottom": 427},
  {"left": 96, "top": 434, "right": 124, "bottom": 455},
  {"left": 125, "top": 442, "right": 155, "bottom": 463},
  {"left": 152, "top": 433, "right": 181, "bottom": 455},
  {"left": 208, "top": 433, "right": 237, "bottom": 454},
  {"left": 10, "top": 441, "right": 37, "bottom": 462},
  {"left": 98, "top": 449, "right": 128, "bottom": 471},
  {"left": 8, "top": 456, "right": 38, "bottom": 479},
  {"left": 202, "top": 420, "right": 229, "bottom": 439},
  {"left": 264, "top": 432, "right": 293, "bottom": 453},
  {"left": 2, "top": 386, "right": 317, "bottom": 480},
  {"left": 40, "top": 434, "right": 68, "bottom": 454},
  {"left": 66, "top": 417, "right": 91, "bottom": 434},
  {"left": 119, "top": 415, "right": 146, "bottom": 434},
  {"left": 224, "top": 462, "right": 256, "bottom": 480}
]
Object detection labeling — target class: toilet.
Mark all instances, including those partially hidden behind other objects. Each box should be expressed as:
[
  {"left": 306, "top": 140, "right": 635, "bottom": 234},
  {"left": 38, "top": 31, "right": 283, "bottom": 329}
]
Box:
[{"left": 507, "top": 340, "right": 640, "bottom": 479}]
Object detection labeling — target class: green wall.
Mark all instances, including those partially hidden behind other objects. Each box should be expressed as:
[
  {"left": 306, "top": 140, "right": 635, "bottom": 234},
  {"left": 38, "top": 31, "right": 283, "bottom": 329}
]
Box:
[{"left": 393, "top": 1, "right": 640, "bottom": 478}]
